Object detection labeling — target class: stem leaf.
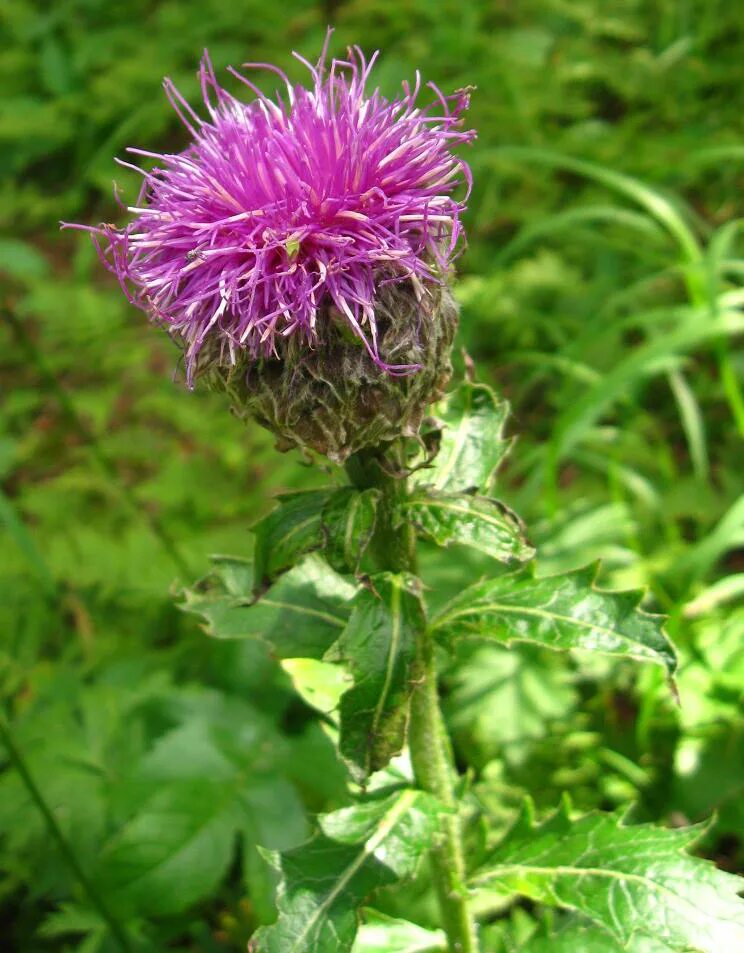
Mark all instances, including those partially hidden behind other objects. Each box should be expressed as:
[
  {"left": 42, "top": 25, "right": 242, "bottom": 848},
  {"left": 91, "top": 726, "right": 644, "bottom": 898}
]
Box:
[
  {"left": 327, "top": 574, "right": 424, "bottom": 781},
  {"left": 322, "top": 487, "right": 381, "bottom": 573},
  {"left": 474, "top": 799, "right": 744, "bottom": 952},
  {"left": 253, "top": 490, "right": 332, "bottom": 587},
  {"left": 430, "top": 564, "right": 676, "bottom": 677},
  {"left": 182, "top": 553, "right": 357, "bottom": 659},
  {"left": 402, "top": 491, "right": 535, "bottom": 563},
  {"left": 414, "top": 382, "right": 511, "bottom": 494},
  {"left": 253, "top": 789, "right": 444, "bottom": 953}
]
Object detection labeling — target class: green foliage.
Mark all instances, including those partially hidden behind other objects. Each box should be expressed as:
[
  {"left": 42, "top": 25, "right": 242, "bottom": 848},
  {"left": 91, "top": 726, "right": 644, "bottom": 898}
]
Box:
[
  {"left": 329, "top": 575, "right": 424, "bottom": 781},
  {"left": 3, "top": 0, "right": 744, "bottom": 949},
  {"left": 414, "top": 382, "right": 511, "bottom": 494},
  {"left": 475, "top": 798, "right": 744, "bottom": 952},
  {"left": 401, "top": 492, "right": 534, "bottom": 564},
  {"left": 430, "top": 564, "right": 677, "bottom": 676},
  {"left": 253, "top": 790, "right": 444, "bottom": 953},
  {"left": 183, "top": 554, "right": 356, "bottom": 657}
]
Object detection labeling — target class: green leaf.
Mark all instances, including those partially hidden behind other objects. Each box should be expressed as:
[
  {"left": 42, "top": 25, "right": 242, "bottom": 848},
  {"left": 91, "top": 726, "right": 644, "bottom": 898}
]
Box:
[
  {"left": 182, "top": 554, "right": 357, "bottom": 659},
  {"left": 444, "top": 643, "right": 577, "bottom": 768},
  {"left": 322, "top": 487, "right": 381, "bottom": 573},
  {"left": 253, "top": 789, "right": 444, "bottom": 953},
  {"left": 328, "top": 574, "right": 424, "bottom": 780},
  {"left": 415, "top": 382, "right": 511, "bottom": 493},
  {"left": 522, "top": 917, "right": 676, "bottom": 952},
  {"left": 401, "top": 491, "right": 534, "bottom": 564},
  {"left": 352, "top": 911, "right": 446, "bottom": 952},
  {"left": 253, "top": 490, "right": 331, "bottom": 587},
  {"left": 281, "top": 658, "right": 353, "bottom": 715},
  {"left": 474, "top": 799, "right": 744, "bottom": 953},
  {"left": 430, "top": 564, "right": 677, "bottom": 678},
  {"left": 98, "top": 778, "right": 238, "bottom": 917}
]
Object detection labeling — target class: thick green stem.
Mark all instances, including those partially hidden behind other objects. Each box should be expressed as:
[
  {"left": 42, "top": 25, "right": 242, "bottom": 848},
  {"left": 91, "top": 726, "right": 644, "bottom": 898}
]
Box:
[{"left": 346, "top": 447, "right": 479, "bottom": 953}]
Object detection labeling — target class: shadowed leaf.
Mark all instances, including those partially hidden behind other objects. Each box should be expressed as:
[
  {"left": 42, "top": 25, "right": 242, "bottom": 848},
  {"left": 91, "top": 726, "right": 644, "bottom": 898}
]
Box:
[
  {"left": 328, "top": 574, "right": 424, "bottom": 781},
  {"left": 182, "top": 554, "right": 357, "bottom": 659}
]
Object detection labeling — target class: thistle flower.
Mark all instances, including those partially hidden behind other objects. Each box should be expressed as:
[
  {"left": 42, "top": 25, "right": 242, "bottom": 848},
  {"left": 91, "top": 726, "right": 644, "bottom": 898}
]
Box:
[{"left": 66, "top": 35, "right": 474, "bottom": 459}]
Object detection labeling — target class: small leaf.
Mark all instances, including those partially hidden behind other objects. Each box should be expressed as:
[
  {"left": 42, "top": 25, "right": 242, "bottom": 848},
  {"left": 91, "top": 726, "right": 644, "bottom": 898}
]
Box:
[
  {"left": 281, "top": 658, "right": 353, "bottom": 715},
  {"left": 401, "top": 491, "right": 534, "bottom": 563},
  {"left": 253, "top": 490, "right": 331, "bottom": 587},
  {"left": 474, "top": 800, "right": 744, "bottom": 953},
  {"left": 352, "top": 911, "right": 446, "bottom": 952},
  {"left": 322, "top": 487, "right": 381, "bottom": 573},
  {"left": 328, "top": 574, "right": 424, "bottom": 780},
  {"left": 182, "top": 554, "right": 357, "bottom": 659},
  {"left": 415, "top": 382, "right": 511, "bottom": 493},
  {"left": 430, "top": 564, "right": 677, "bottom": 677},
  {"left": 253, "top": 789, "right": 444, "bottom": 953}
]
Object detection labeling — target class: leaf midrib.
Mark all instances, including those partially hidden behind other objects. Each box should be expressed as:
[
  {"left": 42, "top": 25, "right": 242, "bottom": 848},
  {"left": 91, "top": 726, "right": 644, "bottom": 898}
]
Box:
[
  {"left": 433, "top": 599, "right": 668, "bottom": 661},
  {"left": 475, "top": 860, "right": 719, "bottom": 932},
  {"left": 286, "top": 790, "right": 418, "bottom": 952}
]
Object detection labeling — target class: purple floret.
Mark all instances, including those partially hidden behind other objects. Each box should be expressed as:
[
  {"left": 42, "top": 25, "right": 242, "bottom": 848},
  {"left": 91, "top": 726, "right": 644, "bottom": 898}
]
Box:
[{"left": 65, "top": 35, "right": 474, "bottom": 383}]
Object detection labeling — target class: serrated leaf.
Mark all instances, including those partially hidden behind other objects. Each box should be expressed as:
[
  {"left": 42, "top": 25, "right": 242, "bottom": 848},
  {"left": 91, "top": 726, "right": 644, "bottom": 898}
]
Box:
[
  {"left": 253, "top": 490, "right": 331, "bottom": 587},
  {"left": 182, "top": 554, "right": 357, "bottom": 659},
  {"left": 328, "top": 574, "right": 424, "bottom": 780},
  {"left": 253, "top": 789, "right": 444, "bottom": 953},
  {"left": 352, "top": 911, "right": 446, "bottom": 952},
  {"left": 474, "top": 800, "right": 744, "bottom": 952},
  {"left": 322, "top": 487, "right": 381, "bottom": 573},
  {"left": 402, "top": 491, "right": 534, "bottom": 563},
  {"left": 430, "top": 564, "right": 676, "bottom": 677},
  {"left": 415, "top": 382, "right": 511, "bottom": 493}
]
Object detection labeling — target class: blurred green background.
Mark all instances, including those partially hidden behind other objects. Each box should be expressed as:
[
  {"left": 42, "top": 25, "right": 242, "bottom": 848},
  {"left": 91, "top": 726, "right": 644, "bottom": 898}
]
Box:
[{"left": 1, "top": 1, "right": 743, "bottom": 950}]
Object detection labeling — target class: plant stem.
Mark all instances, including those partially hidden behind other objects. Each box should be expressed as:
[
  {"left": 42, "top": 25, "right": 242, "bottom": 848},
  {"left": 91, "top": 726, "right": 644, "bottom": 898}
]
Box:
[
  {"left": 0, "top": 712, "right": 133, "bottom": 952},
  {"left": 346, "top": 446, "right": 479, "bottom": 953}
]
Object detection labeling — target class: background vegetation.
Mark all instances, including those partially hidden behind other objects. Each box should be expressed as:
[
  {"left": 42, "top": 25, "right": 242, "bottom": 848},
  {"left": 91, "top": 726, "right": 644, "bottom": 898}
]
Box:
[{"left": 1, "top": 1, "right": 743, "bottom": 950}]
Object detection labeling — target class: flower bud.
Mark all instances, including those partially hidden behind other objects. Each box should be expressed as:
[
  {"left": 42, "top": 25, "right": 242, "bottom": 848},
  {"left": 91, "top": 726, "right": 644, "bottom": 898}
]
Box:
[{"left": 205, "top": 278, "right": 458, "bottom": 462}]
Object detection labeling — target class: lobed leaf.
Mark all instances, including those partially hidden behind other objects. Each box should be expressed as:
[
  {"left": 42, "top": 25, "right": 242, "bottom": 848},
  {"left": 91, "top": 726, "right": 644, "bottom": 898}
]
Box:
[
  {"left": 414, "top": 381, "right": 511, "bottom": 494},
  {"left": 473, "top": 799, "right": 744, "bottom": 953},
  {"left": 401, "top": 491, "right": 534, "bottom": 563},
  {"left": 430, "top": 564, "right": 676, "bottom": 677},
  {"left": 253, "top": 789, "right": 444, "bottom": 953},
  {"left": 182, "top": 553, "right": 357, "bottom": 659},
  {"left": 327, "top": 574, "right": 424, "bottom": 780}
]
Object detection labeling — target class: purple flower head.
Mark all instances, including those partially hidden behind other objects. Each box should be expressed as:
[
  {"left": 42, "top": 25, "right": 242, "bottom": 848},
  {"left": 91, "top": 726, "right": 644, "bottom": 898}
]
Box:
[{"left": 65, "top": 35, "right": 474, "bottom": 385}]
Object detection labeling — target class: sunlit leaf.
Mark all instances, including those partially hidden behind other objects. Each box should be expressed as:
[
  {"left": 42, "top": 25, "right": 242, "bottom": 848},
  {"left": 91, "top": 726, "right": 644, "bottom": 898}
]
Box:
[
  {"left": 414, "top": 382, "right": 511, "bottom": 493},
  {"left": 402, "top": 491, "right": 534, "bottom": 563},
  {"left": 474, "top": 799, "right": 744, "bottom": 953},
  {"left": 253, "top": 789, "right": 444, "bottom": 953},
  {"left": 430, "top": 564, "right": 676, "bottom": 677},
  {"left": 352, "top": 911, "right": 446, "bottom": 952}
]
